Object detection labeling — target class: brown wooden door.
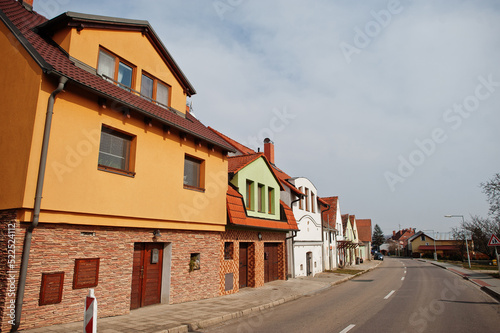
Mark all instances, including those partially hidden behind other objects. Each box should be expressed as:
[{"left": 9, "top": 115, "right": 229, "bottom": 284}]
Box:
[
  {"left": 264, "top": 243, "right": 279, "bottom": 283},
  {"left": 239, "top": 243, "right": 248, "bottom": 288},
  {"left": 130, "top": 243, "right": 163, "bottom": 309}
]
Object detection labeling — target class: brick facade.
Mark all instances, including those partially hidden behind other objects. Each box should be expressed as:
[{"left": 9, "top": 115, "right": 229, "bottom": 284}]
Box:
[
  {"left": 0, "top": 212, "right": 221, "bottom": 331},
  {"left": 219, "top": 229, "right": 286, "bottom": 296}
]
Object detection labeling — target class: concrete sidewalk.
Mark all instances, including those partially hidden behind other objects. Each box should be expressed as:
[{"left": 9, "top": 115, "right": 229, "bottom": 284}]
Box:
[
  {"left": 21, "top": 260, "right": 381, "bottom": 333},
  {"left": 421, "top": 259, "right": 500, "bottom": 301}
]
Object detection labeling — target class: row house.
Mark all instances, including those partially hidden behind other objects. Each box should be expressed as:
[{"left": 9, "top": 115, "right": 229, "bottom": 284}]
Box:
[
  {"left": 340, "top": 214, "right": 359, "bottom": 266},
  {"left": 321, "top": 196, "right": 344, "bottom": 270},
  {"left": 356, "top": 219, "right": 372, "bottom": 262},
  {"left": 0, "top": 0, "right": 235, "bottom": 330},
  {"left": 0, "top": 1, "right": 378, "bottom": 330},
  {"left": 221, "top": 152, "right": 298, "bottom": 294},
  {"left": 288, "top": 178, "right": 328, "bottom": 277}
]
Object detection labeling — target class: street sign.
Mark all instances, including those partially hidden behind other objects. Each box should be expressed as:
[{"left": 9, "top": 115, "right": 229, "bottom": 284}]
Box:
[{"left": 487, "top": 234, "right": 500, "bottom": 246}]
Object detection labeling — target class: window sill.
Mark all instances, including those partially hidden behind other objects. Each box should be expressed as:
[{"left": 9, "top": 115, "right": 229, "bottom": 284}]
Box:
[
  {"left": 98, "top": 165, "right": 135, "bottom": 177},
  {"left": 183, "top": 184, "right": 205, "bottom": 193}
]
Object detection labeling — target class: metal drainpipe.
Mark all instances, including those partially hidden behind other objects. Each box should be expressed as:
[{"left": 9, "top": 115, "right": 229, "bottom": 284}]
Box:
[
  {"left": 287, "top": 195, "right": 302, "bottom": 279},
  {"left": 11, "top": 76, "right": 68, "bottom": 333},
  {"left": 320, "top": 205, "right": 330, "bottom": 270}
]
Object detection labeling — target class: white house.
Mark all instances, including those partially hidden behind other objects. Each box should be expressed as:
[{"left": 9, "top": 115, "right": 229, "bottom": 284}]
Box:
[
  {"left": 321, "top": 196, "right": 344, "bottom": 270},
  {"left": 289, "top": 178, "right": 325, "bottom": 277}
]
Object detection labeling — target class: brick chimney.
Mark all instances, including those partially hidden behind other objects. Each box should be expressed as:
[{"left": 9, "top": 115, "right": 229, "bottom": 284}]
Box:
[
  {"left": 19, "top": 0, "right": 33, "bottom": 11},
  {"left": 263, "top": 138, "right": 274, "bottom": 164}
]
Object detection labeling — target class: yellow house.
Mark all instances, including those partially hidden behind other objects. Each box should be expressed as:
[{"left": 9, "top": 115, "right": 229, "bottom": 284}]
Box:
[
  {"left": 408, "top": 231, "right": 463, "bottom": 259},
  {"left": 0, "top": 1, "right": 233, "bottom": 330}
]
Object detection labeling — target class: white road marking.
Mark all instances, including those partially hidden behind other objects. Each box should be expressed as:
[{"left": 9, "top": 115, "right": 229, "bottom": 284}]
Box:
[
  {"left": 384, "top": 290, "right": 396, "bottom": 299},
  {"left": 339, "top": 324, "right": 356, "bottom": 333},
  {"left": 401, "top": 277, "right": 405, "bottom": 281},
  {"left": 404, "top": 270, "right": 407, "bottom": 274}
]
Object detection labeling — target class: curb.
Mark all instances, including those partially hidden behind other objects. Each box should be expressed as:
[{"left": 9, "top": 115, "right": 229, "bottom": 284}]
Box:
[
  {"left": 422, "top": 259, "right": 500, "bottom": 302},
  {"left": 165, "top": 262, "right": 381, "bottom": 332}
]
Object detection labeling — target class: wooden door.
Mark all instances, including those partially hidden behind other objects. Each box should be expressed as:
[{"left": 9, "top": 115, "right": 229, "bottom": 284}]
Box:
[
  {"left": 239, "top": 243, "right": 248, "bottom": 288},
  {"left": 130, "top": 243, "right": 163, "bottom": 309},
  {"left": 264, "top": 243, "right": 279, "bottom": 283}
]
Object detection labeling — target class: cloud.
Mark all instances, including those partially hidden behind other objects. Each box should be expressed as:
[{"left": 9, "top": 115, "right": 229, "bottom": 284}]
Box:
[{"left": 44, "top": 0, "right": 500, "bottom": 233}]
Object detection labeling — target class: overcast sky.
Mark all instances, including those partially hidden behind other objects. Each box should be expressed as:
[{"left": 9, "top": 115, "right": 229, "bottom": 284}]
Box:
[{"left": 40, "top": 0, "right": 500, "bottom": 235}]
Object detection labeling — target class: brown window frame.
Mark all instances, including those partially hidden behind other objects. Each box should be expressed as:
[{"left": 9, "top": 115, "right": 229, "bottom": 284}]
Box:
[
  {"left": 183, "top": 155, "right": 205, "bottom": 191},
  {"left": 98, "top": 125, "right": 136, "bottom": 177},
  {"left": 141, "top": 72, "right": 172, "bottom": 107},
  {"left": 246, "top": 180, "right": 254, "bottom": 210},
  {"left": 268, "top": 187, "right": 275, "bottom": 214},
  {"left": 97, "top": 48, "right": 136, "bottom": 90},
  {"left": 311, "top": 192, "right": 316, "bottom": 213},
  {"left": 257, "top": 183, "right": 265, "bottom": 212}
]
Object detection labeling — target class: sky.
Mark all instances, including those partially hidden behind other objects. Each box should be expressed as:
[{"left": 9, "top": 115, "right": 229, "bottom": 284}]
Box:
[{"left": 37, "top": 0, "right": 500, "bottom": 235}]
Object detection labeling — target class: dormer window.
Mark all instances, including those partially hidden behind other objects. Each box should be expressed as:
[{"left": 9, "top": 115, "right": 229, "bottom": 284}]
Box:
[
  {"left": 141, "top": 73, "right": 170, "bottom": 107},
  {"left": 97, "top": 49, "right": 135, "bottom": 90}
]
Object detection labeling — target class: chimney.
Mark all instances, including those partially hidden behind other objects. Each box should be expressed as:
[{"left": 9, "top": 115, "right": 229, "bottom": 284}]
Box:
[
  {"left": 263, "top": 138, "right": 274, "bottom": 164},
  {"left": 19, "top": 0, "right": 33, "bottom": 11},
  {"left": 392, "top": 230, "right": 396, "bottom": 237}
]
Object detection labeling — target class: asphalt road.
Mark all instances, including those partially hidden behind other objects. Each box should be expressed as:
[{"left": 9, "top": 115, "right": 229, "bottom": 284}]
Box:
[{"left": 202, "top": 258, "right": 500, "bottom": 333}]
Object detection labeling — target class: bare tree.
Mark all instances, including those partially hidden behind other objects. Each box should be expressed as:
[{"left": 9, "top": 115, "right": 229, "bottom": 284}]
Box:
[
  {"left": 481, "top": 173, "right": 500, "bottom": 222},
  {"left": 452, "top": 174, "right": 500, "bottom": 259}
]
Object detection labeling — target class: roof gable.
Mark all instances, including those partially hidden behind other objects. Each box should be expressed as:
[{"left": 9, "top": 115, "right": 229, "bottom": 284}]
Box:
[
  {"left": 321, "top": 196, "right": 338, "bottom": 226},
  {"left": 226, "top": 185, "right": 298, "bottom": 231},
  {"left": 36, "top": 11, "right": 196, "bottom": 96},
  {"left": 228, "top": 153, "right": 284, "bottom": 191},
  {"left": 0, "top": 0, "right": 234, "bottom": 152},
  {"left": 356, "top": 219, "right": 372, "bottom": 242}
]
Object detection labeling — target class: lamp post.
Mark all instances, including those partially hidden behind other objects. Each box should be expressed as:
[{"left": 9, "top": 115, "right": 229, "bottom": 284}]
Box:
[{"left": 444, "top": 215, "right": 471, "bottom": 268}]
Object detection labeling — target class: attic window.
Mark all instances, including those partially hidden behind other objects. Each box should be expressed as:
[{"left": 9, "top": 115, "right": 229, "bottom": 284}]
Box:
[
  {"left": 97, "top": 49, "right": 135, "bottom": 90},
  {"left": 141, "top": 73, "right": 171, "bottom": 108}
]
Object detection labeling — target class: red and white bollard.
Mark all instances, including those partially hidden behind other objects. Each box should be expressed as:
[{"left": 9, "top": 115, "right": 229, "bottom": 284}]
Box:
[{"left": 84, "top": 289, "right": 97, "bottom": 333}]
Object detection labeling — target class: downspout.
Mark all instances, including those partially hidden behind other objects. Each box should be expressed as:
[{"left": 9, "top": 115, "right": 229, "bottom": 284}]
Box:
[
  {"left": 288, "top": 195, "right": 302, "bottom": 279},
  {"left": 320, "top": 204, "right": 330, "bottom": 270},
  {"left": 11, "top": 76, "right": 68, "bottom": 333}
]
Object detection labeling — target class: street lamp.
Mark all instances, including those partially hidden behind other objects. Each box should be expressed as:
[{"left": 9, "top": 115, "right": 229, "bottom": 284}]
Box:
[{"left": 444, "top": 215, "right": 471, "bottom": 268}]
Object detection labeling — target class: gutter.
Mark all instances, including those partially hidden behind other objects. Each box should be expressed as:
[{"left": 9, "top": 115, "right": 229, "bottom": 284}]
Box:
[
  {"left": 11, "top": 76, "right": 68, "bottom": 333},
  {"left": 287, "top": 195, "right": 303, "bottom": 279}
]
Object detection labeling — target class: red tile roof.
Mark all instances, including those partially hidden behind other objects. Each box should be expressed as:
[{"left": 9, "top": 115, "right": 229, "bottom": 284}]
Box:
[
  {"left": 321, "top": 196, "right": 338, "bottom": 229},
  {"left": 418, "top": 245, "right": 458, "bottom": 251},
  {"left": 356, "top": 219, "right": 372, "bottom": 242},
  {"left": 228, "top": 153, "right": 263, "bottom": 174},
  {"left": 226, "top": 185, "right": 298, "bottom": 231},
  {"left": 0, "top": 0, "right": 234, "bottom": 152},
  {"left": 349, "top": 215, "right": 356, "bottom": 229},
  {"left": 341, "top": 214, "right": 349, "bottom": 233},
  {"left": 209, "top": 127, "right": 303, "bottom": 198},
  {"left": 228, "top": 153, "right": 284, "bottom": 191},
  {"left": 208, "top": 127, "right": 255, "bottom": 155}
]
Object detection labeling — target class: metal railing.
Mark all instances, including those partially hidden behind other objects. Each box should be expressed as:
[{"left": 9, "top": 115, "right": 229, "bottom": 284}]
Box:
[{"left": 101, "top": 74, "right": 186, "bottom": 118}]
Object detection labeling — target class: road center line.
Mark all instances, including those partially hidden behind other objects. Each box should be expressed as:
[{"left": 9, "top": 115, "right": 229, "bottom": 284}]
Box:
[
  {"left": 404, "top": 270, "right": 407, "bottom": 274},
  {"left": 384, "top": 290, "right": 395, "bottom": 299},
  {"left": 401, "top": 277, "right": 405, "bottom": 281},
  {"left": 339, "top": 324, "right": 356, "bottom": 333}
]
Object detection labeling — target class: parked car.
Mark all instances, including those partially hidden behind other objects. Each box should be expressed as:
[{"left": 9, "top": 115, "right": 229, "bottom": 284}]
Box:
[{"left": 374, "top": 252, "right": 384, "bottom": 260}]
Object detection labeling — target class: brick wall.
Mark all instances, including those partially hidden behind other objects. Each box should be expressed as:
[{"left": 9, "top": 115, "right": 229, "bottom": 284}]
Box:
[
  {"left": 219, "top": 229, "right": 286, "bottom": 295},
  {"left": 0, "top": 218, "right": 221, "bottom": 331}
]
